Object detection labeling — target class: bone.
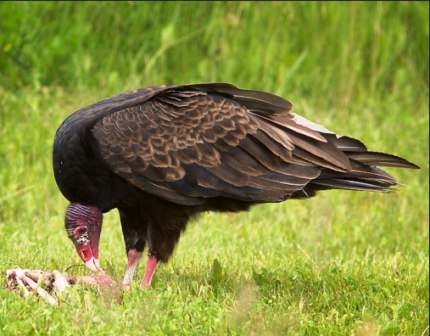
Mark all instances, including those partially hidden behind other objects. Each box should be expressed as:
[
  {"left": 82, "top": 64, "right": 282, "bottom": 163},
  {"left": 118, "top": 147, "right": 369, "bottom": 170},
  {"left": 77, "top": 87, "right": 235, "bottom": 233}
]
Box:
[
  {"left": 52, "top": 270, "right": 70, "bottom": 295},
  {"left": 24, "top": 269, "right": 46, "bottom": 282},
  {"left": 23, "top": 274, "right": 58, "bottom": 306},
  {"left": 12, "top": 269, "right": 31, "bottom": 296},
  {"left": 5, "top": 267, "right": 115, "bottom": 306}
]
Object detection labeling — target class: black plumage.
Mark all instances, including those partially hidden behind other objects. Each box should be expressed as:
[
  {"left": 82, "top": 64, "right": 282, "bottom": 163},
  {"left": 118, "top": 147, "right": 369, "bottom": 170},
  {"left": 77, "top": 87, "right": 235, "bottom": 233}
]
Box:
[{"left": 53, "top": 83, "right": 418, "bottom": 287}]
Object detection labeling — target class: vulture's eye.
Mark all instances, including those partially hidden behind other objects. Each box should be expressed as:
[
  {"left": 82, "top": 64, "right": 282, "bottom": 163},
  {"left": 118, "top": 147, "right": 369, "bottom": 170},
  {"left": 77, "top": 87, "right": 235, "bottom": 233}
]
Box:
[{"left": 75, "top": 226, "right": 88, "bottom": 235}]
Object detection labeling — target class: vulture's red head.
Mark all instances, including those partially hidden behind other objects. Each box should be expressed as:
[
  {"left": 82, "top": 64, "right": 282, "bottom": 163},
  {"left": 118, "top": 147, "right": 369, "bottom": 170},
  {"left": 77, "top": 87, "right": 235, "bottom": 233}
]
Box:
[{"left": 65, "top": 203, "right": 103, "bottom": 272}]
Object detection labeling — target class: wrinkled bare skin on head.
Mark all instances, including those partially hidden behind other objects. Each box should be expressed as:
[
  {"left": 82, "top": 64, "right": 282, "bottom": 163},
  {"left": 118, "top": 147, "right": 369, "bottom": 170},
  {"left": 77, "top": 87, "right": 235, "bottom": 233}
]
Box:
[{"left": 65, "top": 203, "right": 103, "bottom": 272}]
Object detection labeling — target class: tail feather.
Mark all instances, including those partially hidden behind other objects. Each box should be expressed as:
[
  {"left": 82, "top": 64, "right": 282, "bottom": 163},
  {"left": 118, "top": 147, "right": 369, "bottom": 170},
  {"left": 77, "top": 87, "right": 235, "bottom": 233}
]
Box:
[
  {"left": 310, "top": 178, "right": 395, "bottom": 192},
  {"left": 346, "top": 151, "right": 420, "bottom": 169},
  {"left": 218, "top": 88, "right": 420, "bottom": 200},
  {"left": 296, "top": 135, "right": 420, "bottom": 196},
  {"left": 301, "top": 164, "right": 396, "bottom": 194},
  {"left": 291, "top": 142, "right": 418, "bottom": 198},
  {"left": 323, "top": 134, "right": 368, "bottom": 152}
]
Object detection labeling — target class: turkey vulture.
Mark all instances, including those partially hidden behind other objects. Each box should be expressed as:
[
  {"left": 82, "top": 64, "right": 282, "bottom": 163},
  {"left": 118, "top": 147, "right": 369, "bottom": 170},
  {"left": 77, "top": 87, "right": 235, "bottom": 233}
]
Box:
[{"left": 53, "top": 83, "right": 418, "bottom": 288}]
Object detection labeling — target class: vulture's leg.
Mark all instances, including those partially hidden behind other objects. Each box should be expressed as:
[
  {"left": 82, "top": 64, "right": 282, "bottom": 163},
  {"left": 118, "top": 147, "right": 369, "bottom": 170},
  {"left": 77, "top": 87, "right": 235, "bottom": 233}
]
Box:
[
  {"left": 141, "top": 254, "right": 158, "bottom": 289},
  {"left": 122, "top": 249, "right": 143, "bottom": 288},
  {"left": 119, "top": 208, "right": 147, "bottom": 288},
  {"left": 143, "top": 219, "right": 185, "bottom": 289}
]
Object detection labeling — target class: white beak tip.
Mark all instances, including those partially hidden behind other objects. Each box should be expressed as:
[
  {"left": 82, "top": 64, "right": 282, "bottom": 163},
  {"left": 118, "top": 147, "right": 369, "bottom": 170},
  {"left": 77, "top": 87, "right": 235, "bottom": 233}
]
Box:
[{"left": 85, "top": 258, "right": 101, "bottom": 272}]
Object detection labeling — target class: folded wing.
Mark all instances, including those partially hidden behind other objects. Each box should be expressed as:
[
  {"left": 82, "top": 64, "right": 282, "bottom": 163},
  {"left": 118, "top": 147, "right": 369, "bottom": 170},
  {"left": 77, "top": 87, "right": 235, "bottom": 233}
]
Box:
[{"left": 92, "top": 83, "right": 418, "bottom": 206}]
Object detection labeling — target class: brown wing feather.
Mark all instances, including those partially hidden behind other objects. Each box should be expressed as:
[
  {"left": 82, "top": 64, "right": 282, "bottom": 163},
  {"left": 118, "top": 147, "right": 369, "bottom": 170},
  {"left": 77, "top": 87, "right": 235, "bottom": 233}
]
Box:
[
  {"left": 91, "top": 83, "right": 417, "bottom": 206},
  {"left": 92, "top": 87, "right": 321, "bottom": 205}
]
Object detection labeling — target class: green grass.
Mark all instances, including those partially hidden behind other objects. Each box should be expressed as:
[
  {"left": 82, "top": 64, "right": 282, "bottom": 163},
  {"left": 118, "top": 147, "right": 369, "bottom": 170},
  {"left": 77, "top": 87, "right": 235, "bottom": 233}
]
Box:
[{"left": 0, "top": 2, "right": 428, "bottom": 335}]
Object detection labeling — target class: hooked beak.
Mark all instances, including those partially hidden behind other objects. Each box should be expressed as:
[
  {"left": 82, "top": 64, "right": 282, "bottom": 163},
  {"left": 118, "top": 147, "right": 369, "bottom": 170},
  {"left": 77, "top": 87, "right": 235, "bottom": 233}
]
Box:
[
  {"left": 75, "top": 241, "right": 103, "bottom": 273},
  {"left": 85, "top": 257, "right": 102, "bottom": 272}
]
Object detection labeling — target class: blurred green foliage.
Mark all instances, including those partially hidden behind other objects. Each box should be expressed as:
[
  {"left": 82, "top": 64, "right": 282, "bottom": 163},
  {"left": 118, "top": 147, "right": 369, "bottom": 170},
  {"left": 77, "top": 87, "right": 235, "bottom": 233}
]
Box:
[{"left": 1, "top": 2, "right": 428, "bottom": 106}]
